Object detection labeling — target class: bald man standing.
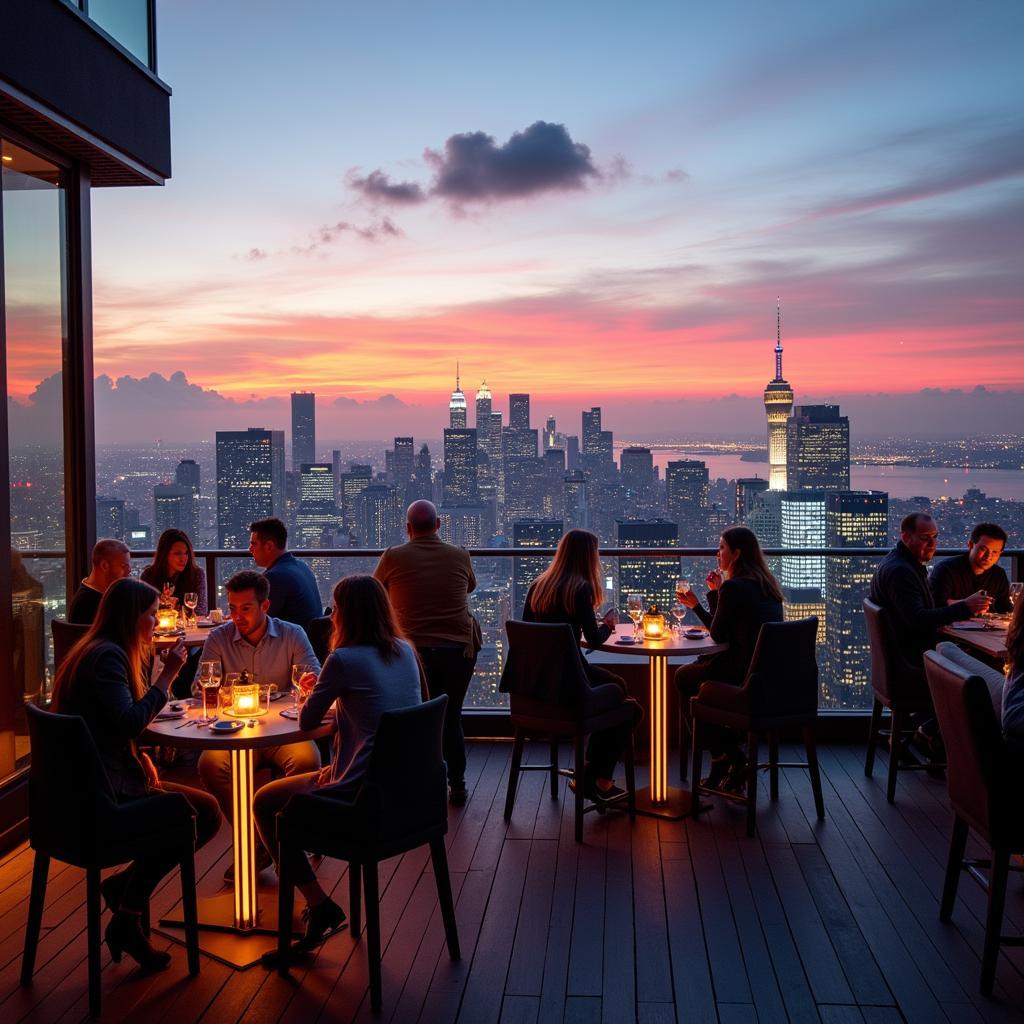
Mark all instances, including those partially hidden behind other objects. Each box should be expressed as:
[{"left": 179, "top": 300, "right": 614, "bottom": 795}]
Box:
[{"left": 374, "top": 500, "right": 478, "bottom": 805}]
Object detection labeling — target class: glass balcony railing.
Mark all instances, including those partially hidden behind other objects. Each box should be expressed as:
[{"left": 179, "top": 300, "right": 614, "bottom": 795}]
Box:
[
  {"left": 18, "top": 546, "right": 1021, "bottom": 717},
  {"left": 65, "top": 0, "right": 155, "bottom": 71}
]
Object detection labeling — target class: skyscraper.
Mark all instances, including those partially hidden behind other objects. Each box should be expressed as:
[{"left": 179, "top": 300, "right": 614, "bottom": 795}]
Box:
[
  {"left": 153, "top": 483, "right": 196, "bottom": 538},
  {"left": 666, "top": 459, "right": 710, "bottom": 543},
  {"left": 763, "top": 300, "right": 794, "bottom": 490},
  {"left": 564, "top": 471, "right": 589, "bottom": 529},
  {"left": 616, "top": 519, "right": 679, "bottom": 613},
  {"left": 475, "top": 382, "right": 501, "bottom": 507},
  {"left": 339, "top": 464, "right": 373, "bottom": 532},
  {"left": 543, "top": 416, "right": 557, "bottom": 450},
  {"left": 443, "top": 428, "right": 478, "bottom": 503},
  {"left": 735, "top": 477, "right": 769, "bottom": 522},
  {"left": 509, "top": 393, "right": 530, "bottom": 429},
  {"left": 787, "top": 404, "right": 850, "bottom": 491},
  {"left": 96, "top": 497, "right": 126, "bottom": 540},
  {"left": 581, "top": 407, "right": 614, "bottom": 469},
  {"left": 448, "top": 366, "right": 467, "bottom": 428},
  {"left": 512, "top": 518, "right": 564, "bottom": 615},
  {"left": 409, "top": 443, "right": 434, "bottom": 502},
  {"left": 780, "top": 489, "right": 826, "bottom": 640},
  {"left": 391, "top": 437, "right": 414, "bottom": 496},
  {"left": 295, "top": 463, "right": 340, "bottom": 547},
  {"left": 175, "top": 458, "right": 200, "bottom": 497},
  {"left": 215, "top": 428, "right": 285, "bottom": 547},
  {"left": 620, "top": 447, "right": 655, "bottom": 507},
  {"left": 291, "top": 392, "right": 316, "bottom": 470}
]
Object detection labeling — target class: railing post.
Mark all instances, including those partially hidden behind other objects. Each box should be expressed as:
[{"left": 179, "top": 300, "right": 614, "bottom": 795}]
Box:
[{"left": 205, "top": 553, "right": 217, "bottom": 612}]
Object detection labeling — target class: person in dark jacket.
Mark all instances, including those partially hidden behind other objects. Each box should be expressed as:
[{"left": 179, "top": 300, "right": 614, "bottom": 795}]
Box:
[
  {"left": 929, "top": 522, "right": 1011, "bottom": 614},
  {"left": 675, "top": 526, "right": 784, "bottom": 792},
  {"left": 522, "top": 529, "right": 641, "bottom": 804},
  {"left": 51, "top": 578, "right": 221, "bottom": 973},
  {"left": 140, "top": 528, "right": 208, "bottom": 616},
  {"left": 248, "top": 517, "right": 322, "bottom": 632},
  {"left": 68, "top": 538, "right": 132, "bottom": 624},
  {"left": 1002, "top": 597, "right": 1024, "bottom": 755}
]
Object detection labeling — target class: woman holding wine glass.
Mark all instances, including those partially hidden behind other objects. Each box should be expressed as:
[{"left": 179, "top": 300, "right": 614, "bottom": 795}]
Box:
[
  {"left": 521, "top": 529, "right": 642, "bottom": 804},
  {"left": 674, "top": 526, "right": 784, "bottom": 793},
  {"left": 141, "top": 529, "right": 208, "bottom": 619}
]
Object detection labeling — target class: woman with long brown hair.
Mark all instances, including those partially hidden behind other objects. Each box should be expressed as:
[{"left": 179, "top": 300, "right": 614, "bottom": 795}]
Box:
[
  {"left": 522, "top": 529, "right": 641, "bottom": 804},
  {"left": 141, "top": 528, "right": 207, "bottom": 615},
  {"left": 1002, "top": 594, "right": 1024, "bottom": 750},
  {"left": 675, "top": 525, "right": 784, "bottom": 792},
  {"left": 253, "top": 574, "right": 422, "bottom": 962},
  {"left": 51, "top": 578, "right": 221, "bottom": 972}
]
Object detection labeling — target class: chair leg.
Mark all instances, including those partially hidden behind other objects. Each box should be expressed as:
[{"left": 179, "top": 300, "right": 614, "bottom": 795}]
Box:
[
  {"left": 745, "top": 732, "right": 759, "bottom": 838},
  {"left": 864, "top": 698, "right": 882, "bottom": 777},
  {"left": 503, "top": 729, "right": 526, "bottom": 822},
  {"left": 86, "top": 867, "right": 102, "bottom": 1018},
  {"left": 141, "top": 900, "right": 151, "bottom": 938},
  {"left": 349, "top": 861, "right": 362, "bottom": 938},
  {"left": 886, "top": 711, "right": 902, "bottom": 803},
  {"left": 803, "top": 726, "right": 825, "bottom": 821},
  {"left": 768, "top": 732, "right": 780, "bottom": 802},
  {"left": 276, "top": 838, "right": 294, "bottom": 975},
  {"left": 429, "top": 839, "right": 461, "bottom": 961},
  {"left": 574, "top": 734, "right": 586, "bottom": 844},
  {"left": 549, "top": 736, "right": 559, "bottom": 799},
  {"left": 690, "top": 720, "right": 704, "bottom": 817},
  {"left": 179, "top": 853, "right": 200, "bottom": 977},
  {"left": 678, "top": 703, "right": 690, "bottom": 782},
  {"left": 939, "top": 816, "right": 968, "bottom": 923},
  {"left": 20, "top": 851, "right": 49, "bottom": 987},
  {"left": 624, "top": 731, "right": 637, "bottom": 821},
  {"left": 363, "top": 861, "right": 382, "bottom": 1011},
  {"left": 981, "top": 848, "right": 1010, "bottom": 996}
]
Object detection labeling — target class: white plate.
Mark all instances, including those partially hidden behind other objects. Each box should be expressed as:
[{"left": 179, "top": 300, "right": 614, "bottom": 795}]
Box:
[
  {"left": 615, "top": 637, "right": 638, "bottom": 645},
  {"left": 155, "top": 708, "right": 187, "bottom": 720},
  {"left": 211, "top": 719, "right": 244, "bottom": 733},
  {"left": 684, "top": 628, "right": 708, "bottom": 639}
]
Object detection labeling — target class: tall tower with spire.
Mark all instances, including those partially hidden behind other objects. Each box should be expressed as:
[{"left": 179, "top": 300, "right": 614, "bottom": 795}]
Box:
[
  {"left": 763, "top": 299, "right": 794, "bottom": 490},
  {"left": 448, "top": 363, "right": 467, "bottom": 428}
]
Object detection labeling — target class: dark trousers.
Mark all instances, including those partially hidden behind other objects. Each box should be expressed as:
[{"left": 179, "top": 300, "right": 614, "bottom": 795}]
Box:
[
  {"left": 120, "top": 781, "right": 221, "bottom": 910},
  {"left": 675, "top": 661, "right": 741, "bottom": 759},
  {"left": 417, "top": 645, "right": 477, "bottom": 787},
  {"left": 584, "top": 663, "right": 643, "bottom": 780}
]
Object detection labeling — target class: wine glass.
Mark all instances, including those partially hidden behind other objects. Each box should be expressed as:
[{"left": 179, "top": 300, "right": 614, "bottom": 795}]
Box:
[
  {"left": 671, "top": 601, "right": 687, "bottom": 636},
  {"left": 626, "top": 593, "right": 644, "bottom": 639},
  {"left": 291, "top": 663, "right": 314, "bottom": 713},
  {"left": 198, "top": 659, "right": 221, "bottom": 723},
  {"left": 676, "top": 579, "right": 691, "bottom": 602},
  {"left": 1010, "top": 582, "right": 1023, "bottom": 609},
  {"left": 183, "top": 592, "right": 199, "bottom": 626}
]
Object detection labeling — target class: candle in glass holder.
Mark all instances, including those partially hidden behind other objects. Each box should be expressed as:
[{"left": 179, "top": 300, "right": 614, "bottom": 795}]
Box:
[
  {"left": 642, "top": 605, "right": 665, "bottom": 639},
  {"left": 231, "top": 682, "right": 261, "bottom": 718},
  {"left": 156, "top": 606, "right": 178, "bottom": 633}
]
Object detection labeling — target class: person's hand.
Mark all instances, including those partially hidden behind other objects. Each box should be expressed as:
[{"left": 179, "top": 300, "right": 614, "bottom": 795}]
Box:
[
  {"left": 315, "top": 766, "right": 333, "bottom": 788},
  {"left": 299, "top": 671, "right": 317, "bottom": 693},
  {"left": 706, "top": 569, "right": 723, "bottom": 592},
  {"left": 678, "top": 589, "right": 699, "bottom": 609},
  {"left": 161, "top": 584, "right": 178, "bottom": 608},
  {"left": 155, "top": 640, "right": 188, "bottom": 690},
  {"left": 965, "top": 591, "right": 992, "bottom": 615},
  {"left": 140, "top": 752, "right": 159, "bottom": 787},
  {"left": 601, "top": 609, "right": 618, "bottom": 629}
]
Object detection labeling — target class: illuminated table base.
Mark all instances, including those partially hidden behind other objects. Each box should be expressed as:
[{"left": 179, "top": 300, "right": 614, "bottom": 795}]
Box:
[
  {"left": 158, "top": 747, "right": 301, "bottom": 970},
  {"left": 635, "top": 653, "right": 705, "bottom": 821}
]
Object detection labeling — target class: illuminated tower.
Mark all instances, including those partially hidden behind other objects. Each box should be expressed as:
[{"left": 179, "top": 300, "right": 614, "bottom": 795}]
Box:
[
  {"left": 448, "top": 364, "right": 467, "bottom": 428},
  {"left": 763, "top": 299, "right": 794, "bottom": 490}
]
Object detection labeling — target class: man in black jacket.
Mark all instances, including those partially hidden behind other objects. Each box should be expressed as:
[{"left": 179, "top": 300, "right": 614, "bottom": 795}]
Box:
[
  {"left": 929, "top": 522, "right": 1011, "bottom": 613},
  {"left": 869, "top": 512, "right": 990, "bottom": 755}
]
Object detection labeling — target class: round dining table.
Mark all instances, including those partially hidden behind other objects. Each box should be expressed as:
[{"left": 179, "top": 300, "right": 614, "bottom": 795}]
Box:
[
  {"left": 144, "top": 703, "right": 333, "bottom": 968},
  {"left": 584, "top": 623, "right": 726, "bottom": 819}
]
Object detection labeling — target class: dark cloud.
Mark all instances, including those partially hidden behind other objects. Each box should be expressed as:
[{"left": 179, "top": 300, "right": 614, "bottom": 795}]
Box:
[
  {"left": 286, "top": 217, "right": 403, "bottom": 256},
  {"left": 427, "top": 121, "right": 598, "bottom": 202},
  {"left": 346, "top": 169, "right": 426, "bottom": 205}
]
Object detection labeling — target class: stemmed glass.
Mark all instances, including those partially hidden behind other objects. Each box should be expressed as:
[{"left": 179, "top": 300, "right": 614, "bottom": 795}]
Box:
[
  {"left": 291, "top": 663, "right": 315, "bottom": 713},
  {"left": 1010, "top": 582, "right": 1023, "bottom": 609},
  {"left": 626, "top": 593, "right": 644, "bottom": 640},
  {"left": 671, "top": 601, "right": 687, "bottom": 637},
  {"left": 197, "top": 659, "right": 221, "bottom": 723},
  {"left": 183, "top": 592, "right": 199, "bottom": 626}
]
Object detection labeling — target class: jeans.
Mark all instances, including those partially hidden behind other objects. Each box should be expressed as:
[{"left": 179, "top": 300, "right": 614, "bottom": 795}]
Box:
[
  {"left": 120, "top": 781, "right": 222, "bottom": 910},
  {"left": 675, "top": 660, "right": 740, "bottom": 759},
  {"left": 416, "top": 645, "right": 477, "bottom": 787},
  {"left": 252, "top": 771, "right": 320, "bottom": 888}
]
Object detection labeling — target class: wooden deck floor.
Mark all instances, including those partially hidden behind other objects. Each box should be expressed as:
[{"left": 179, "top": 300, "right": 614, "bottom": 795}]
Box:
[{"left": 1, "top": 741, "right": 1022, "bottom": 1023}]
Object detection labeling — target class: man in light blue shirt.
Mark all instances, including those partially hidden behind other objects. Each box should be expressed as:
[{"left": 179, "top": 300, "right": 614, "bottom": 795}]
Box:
[{"left": 197, "top": 570, "right": 321, "bottom": 876}]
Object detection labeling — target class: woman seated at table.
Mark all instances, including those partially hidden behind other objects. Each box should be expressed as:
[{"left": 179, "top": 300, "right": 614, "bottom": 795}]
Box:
[
  {"left": 253, "top": 574, "right": 422, "bottom": 962},
  {"left": 675, "top": 526, "right": 784, "bottom": 793},
  {"left": 522, "top": 528, "right": 642, "bottom": 804},
  {"left": 141, "top": 528, "right": 208, "bottom": 617},
  {"left": 51, "top": 578, "right": 222, "bottom": 972},
  {"left": 1003, "top": 595, "right": 1024, "bottom": 755}
]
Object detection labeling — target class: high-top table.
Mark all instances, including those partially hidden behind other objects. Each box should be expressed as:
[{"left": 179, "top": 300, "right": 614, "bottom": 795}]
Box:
[
  {"left": 144, "top": 705, "right": 333, "bottom": 968},
  {"left": 941, "top": 620, "right": 1009, "bottom": 665},
  {"left": 584, "top": 624, "right": 726, "bottom": 819}
]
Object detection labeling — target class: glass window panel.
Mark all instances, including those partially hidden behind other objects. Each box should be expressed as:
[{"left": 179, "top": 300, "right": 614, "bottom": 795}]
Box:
[
  {"left": 87, "top": 0, "right": 151, "bottom": 68},
  {"left": 2, "top": 140, "right": 68, "bottom": 782}
]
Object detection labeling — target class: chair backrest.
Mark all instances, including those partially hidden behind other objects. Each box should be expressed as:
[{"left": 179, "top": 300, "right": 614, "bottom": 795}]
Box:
[
  {"left": 354, "top": 695, "right": 449, "bottom": 845},
  {"left": 742, "top": 617, "right": 819, "bottom": 718},
  {"left": 934, "top": 642, "right": 1005, "bottom": 721},
  {"left": 25, "top": 703, "right": 117, "bottom": 859},
  {"left": 305, "top": 614, "right": 333, "bottom": 667},
  {"left": 499, "top": 620, "right": 592, "bottom": 708},
  {"left": 863, "top": 598, "right": 915, "bottom": 702},
  {"left": 51, "top": 619, "right": 89, "bottom": 671},
  {"left": 924, "top": 649, "right": 1014, "bottom": 844}
]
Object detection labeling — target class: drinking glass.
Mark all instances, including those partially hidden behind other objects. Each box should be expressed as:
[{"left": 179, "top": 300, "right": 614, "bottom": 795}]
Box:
[
  {"left": 222, "top": 672, "right": 241, "bottom": 713},
  {"left": 198, "top": 659, "right": 222, "bottom": 723},
  {"left": 291, "top": 663, "right": 314, "bottom": 712},
  {"left": 671, "top": 602, "right": 687, "bottom": 636},
  {"left": 676, "top": 579, "right": 691, "bottom": 602},
  {"left": 183, "top": 592, "right": 199, "bottom": 625},
  {"left": 1010, "top": 582, "right": 1023, "bottom": 608},
  {"left": 626, "top": 593, "right": 644, "bottom": 639}
]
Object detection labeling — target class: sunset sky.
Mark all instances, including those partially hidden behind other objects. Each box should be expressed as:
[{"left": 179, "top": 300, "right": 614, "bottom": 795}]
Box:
[{"left": 75, "top": 0, "right": 1024, "bottom": 437}]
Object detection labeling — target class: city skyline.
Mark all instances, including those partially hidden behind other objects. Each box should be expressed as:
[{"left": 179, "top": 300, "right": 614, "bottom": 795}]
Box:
[{"left": 46, "top": 0, "right": 1021, "bottom": 419}]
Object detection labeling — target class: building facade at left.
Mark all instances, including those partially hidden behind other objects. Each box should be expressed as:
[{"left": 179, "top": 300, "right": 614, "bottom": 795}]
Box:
[{"left": 0, "top": 0, "right": 172, "bottom": 842}]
